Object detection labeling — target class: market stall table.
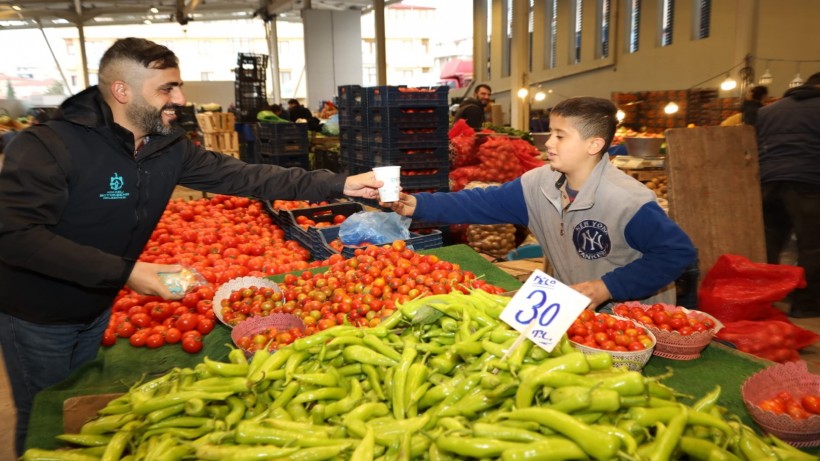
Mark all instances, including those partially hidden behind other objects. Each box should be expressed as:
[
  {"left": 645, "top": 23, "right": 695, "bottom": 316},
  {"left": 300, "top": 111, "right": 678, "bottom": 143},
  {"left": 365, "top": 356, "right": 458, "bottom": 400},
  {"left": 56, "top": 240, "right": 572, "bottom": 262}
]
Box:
[{"left": 25, "top": 244, "right": 804, "bottom": 454}]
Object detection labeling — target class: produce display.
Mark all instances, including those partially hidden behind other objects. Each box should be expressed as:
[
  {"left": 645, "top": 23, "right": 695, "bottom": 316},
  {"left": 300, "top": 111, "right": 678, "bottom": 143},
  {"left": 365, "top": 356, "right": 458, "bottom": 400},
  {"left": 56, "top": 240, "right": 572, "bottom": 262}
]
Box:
[
  {"left": 465, "top": 223, "right": 518, "bottom": 259},
  {"left": 757, "top": 392, "right": 820, "bottom": 419},
  {"left": 103, "top": 196, "right": 326, "bottom": 352},
  {"left": 26, "top": 291, "right": 818, "bottom": 461},
  {"left": 219, "top": 240, "right": 506, "bottom": 334},
  {"left": 643, "top": 175, "right": 668, "bottom": 200},
  {"left": 613, "top": 303, "right": 717, "bottom": 336},
  {"left": 568, "top": 311, "right": 654, "bottom": 352}
]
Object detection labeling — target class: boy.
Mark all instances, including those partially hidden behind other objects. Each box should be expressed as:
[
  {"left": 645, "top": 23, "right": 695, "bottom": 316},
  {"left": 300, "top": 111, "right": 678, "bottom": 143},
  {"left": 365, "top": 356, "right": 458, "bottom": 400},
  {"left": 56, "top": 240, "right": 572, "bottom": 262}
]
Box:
[{"left": 388, "top": 97, "right": 695, "bottom": 309}]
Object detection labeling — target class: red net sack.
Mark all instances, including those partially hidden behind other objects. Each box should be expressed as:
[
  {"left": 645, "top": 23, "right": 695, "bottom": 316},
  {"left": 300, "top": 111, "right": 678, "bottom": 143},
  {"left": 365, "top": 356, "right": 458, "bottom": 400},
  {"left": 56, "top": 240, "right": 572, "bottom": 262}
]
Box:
[
  {"left": 716, "top": 320, "right": 820, "bottom": 363},
  {"left": 698, "top": 254, "right": 806, "bottom": 322}
]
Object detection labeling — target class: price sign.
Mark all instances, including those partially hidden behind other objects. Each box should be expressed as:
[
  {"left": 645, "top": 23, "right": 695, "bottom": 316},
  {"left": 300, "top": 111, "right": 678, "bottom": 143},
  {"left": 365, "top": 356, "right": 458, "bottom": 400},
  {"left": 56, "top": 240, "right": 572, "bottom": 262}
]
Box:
[{"left": 499, "top": 269, "right": 590, "bottom": 353}]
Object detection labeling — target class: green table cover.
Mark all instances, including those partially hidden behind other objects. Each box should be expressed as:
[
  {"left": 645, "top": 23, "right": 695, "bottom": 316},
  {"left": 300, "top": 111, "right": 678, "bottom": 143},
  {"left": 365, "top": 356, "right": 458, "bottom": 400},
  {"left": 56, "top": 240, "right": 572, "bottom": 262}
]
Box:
[{"left": 24, "top": 244, "right": 805, "bottom": 454}]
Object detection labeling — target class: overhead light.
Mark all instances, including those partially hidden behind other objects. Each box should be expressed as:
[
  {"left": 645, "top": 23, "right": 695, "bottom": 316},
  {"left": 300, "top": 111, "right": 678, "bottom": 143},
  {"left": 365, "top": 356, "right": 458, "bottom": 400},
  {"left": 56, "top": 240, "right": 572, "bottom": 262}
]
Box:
[
  {"left": 517, "top": 88, "right": 529, "bottom": 99},
  {"left": 758, "top": 68, "right": 773, "bottom": 85},
  {"left": 616, "top": 109, "right": 625, "bottom": 122},
  {"left": 534, "top": 91, "right": 546, "bottom": 102},
  {"left": 149, "top": 6, "right": 159, "bottom": 14},
  {"left": 11, "top": 4, "right": 22, "bottom": 11},
  {"left": 664, "top": 102, "right": 679, "bottom": 114},
  {"left": 790, "top": 73, "right": 804, "bottom": 88},
  {"left": 720, "top": 75, "right": 737, "bottom": 91}
]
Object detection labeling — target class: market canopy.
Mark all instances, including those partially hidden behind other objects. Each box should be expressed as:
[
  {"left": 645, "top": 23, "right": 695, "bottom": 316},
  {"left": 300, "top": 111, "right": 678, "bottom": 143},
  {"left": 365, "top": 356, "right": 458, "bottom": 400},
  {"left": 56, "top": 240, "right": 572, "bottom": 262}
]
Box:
[{"left": 0, "top": 0, "right": 388, "bottom": 29}]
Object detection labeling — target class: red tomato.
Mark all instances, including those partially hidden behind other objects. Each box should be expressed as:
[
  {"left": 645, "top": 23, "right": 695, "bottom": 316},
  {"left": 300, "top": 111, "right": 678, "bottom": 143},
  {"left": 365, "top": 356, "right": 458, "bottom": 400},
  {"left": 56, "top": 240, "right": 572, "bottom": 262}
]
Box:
[
  {"left": 165, "top": 327, "right": 182, "bottom": 344},
  {"left": 116, "top": 321, "right": 136, "bottom": 338},
  {"left": 758, "top": 399, "right": 786, "bottom": 414},
  {"left": 786, "top": 403, "right": 811, "bottom": 419},
  {"left": 146, "top": 334, "right": 165, "bottom": 349},
  {"left": 197, "top": 317, "right": 215, "bottom": 335},
  {"left": 801, "top": 395, "right": 820, "bottom": 414},
  {"left": 129, "top": 329, "right": 149, "bottom": 347},
  {"left": 130, "top": 313, "right": 152, "bottom": 329},
  {"left": 101, "top": 329, "right": 117, "bottom": 347},
  {"left": 176, "top": 313, "right": 199, "bottom": 332},
  {"left": 181, "top": 335, "right": 203, "bottom": 354}
]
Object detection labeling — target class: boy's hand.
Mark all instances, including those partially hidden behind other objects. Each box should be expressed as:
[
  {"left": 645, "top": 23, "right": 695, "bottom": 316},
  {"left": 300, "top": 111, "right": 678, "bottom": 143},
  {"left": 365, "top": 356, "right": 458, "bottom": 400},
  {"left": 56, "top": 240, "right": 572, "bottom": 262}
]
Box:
[
  {"left": 381, "top": 192, "right": 416, "bottom": 216},
  {"left": 343, "top": 172, "right": 383, "bottom": 199},
  {"left": 570, "top": 279, "right": 611, "bottom": 310}
]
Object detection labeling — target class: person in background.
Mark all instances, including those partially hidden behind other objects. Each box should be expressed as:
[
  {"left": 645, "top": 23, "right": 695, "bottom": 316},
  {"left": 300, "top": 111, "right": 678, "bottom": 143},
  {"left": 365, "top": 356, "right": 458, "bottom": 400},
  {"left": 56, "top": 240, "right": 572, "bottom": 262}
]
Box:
[
  {"left": 287, "top": 98, "right": 320, "bottom": 131},
  {"left": 756, "top": 72, "right": 820, "bottom": 318},
  {"left": 318, "top": 101, "right": 338, "bottom": 120},
  {"left": 270, "top": 103, "right": 288, "bottom": 120},
  {"left": 0, "top": 108, "right": 51, "bottom": 153},
  {"left": 387, "top": 97, "right": 696, "bottom": 311},
  {"left": 453, "top": 83, "right": 492, "bottom": 130},
  {"left": 0, "top": 37, "right": 382, "bottom": 456},
  {"left": 741, "top": 85, "right": 769, "bottom": 126}
]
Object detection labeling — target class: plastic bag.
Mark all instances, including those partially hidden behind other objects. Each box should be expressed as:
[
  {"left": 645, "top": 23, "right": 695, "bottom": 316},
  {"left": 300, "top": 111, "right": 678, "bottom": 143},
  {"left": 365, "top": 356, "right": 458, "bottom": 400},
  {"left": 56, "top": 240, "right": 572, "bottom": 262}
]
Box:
[
  {"left": 321, "top": 114, "right": 339, "bottom": 136},
  {"left": 158, "top": 267, "right": 208, "bottom": 297},
  {"left": 698, "top": 254, "right": 806, "bottom": 322},
  {"left": 338, "top": 211, "right": 411, "bottom": 246},
  {"left": 716, "top": 320, "right": 820, "bottom": 363}
]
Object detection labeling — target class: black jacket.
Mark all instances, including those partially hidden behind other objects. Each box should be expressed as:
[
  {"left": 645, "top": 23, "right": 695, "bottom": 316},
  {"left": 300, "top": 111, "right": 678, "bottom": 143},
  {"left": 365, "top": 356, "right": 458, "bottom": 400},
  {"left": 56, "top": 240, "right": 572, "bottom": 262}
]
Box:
[
  {"left": 756, "top": 85, "right": 820, "bottom": 186},
  {"left": 0, "top": 86, "right": 346, "bottom": 324},
  {"left": 453, "top": 98, "right": 486, "bottom": 130}
]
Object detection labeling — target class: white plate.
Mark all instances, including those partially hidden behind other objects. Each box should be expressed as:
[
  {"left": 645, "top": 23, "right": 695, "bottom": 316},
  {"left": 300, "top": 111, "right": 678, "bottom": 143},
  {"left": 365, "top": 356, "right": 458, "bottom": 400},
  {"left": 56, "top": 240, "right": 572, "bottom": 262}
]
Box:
[{"left": 213, "top": 276, "right": 282, "bottom": 327}]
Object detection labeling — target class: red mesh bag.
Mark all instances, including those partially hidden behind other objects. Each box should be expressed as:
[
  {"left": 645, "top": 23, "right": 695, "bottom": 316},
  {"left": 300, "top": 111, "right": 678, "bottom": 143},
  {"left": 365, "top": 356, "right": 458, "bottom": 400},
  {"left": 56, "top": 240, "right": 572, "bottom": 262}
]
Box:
[
  {"left": 698, "top": 254, "right": 806, "bottom": 322},
  {"left": 716, "top": 320, "right": 819, "bottom": 363}
]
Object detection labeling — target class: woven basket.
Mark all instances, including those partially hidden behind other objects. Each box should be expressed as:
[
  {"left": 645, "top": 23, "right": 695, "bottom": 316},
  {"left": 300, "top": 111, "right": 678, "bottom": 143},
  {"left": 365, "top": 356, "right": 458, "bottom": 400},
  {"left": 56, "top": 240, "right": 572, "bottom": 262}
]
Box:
[
  {"left": 741, "top": 361, "right": 820, "bottom": 447},
  {"left": 621, "top": 301, "right": 723, "bottom": 360},
  {"left": 213, "top": 276, "right": 282, "bottom": 327},
  {"left": 231, "top": 314, "right": 305, "bottom": 356},
  {"left": 570, "top": 316, "right": 656, "bottom": 371}
]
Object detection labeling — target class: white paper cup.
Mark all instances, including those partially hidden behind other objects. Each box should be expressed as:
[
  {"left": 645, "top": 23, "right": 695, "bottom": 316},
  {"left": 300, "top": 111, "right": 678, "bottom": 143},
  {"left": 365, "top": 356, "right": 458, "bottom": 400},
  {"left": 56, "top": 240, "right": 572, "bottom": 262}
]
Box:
[{"left": 372, "top": 166, "right": 401, "bottom": 202}]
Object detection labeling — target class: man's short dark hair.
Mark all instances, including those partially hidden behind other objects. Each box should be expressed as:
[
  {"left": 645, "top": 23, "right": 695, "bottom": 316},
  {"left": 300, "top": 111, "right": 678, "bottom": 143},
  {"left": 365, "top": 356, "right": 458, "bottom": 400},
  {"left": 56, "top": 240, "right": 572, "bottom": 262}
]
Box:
[
  {"left": 475, "top": 84, "right": 492, "bottom": 95},
  {"left": 98, "top": 38, "right": 178, "bottom": 88},
  {"left": 750, "top": 86, "right": 768, "bottom": 101},
  {"left": 551, "top": 97, "right": 618, "bottom": 155},
  {"left": 287, "top": 99, "right": 300, "bottom": 106},
  {"left": 805, "top": 72, "right": 820, "bottom": 86}
]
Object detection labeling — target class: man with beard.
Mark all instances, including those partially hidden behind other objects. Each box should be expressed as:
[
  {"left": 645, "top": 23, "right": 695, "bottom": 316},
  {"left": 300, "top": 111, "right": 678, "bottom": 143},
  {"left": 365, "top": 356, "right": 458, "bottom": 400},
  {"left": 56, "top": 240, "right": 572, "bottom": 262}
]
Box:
[
  {"left": 453, "top": 83, "right": 492, "bottom": 130},
  {"left": 0, "top": 37, "right": 382, "bottom": 456}
]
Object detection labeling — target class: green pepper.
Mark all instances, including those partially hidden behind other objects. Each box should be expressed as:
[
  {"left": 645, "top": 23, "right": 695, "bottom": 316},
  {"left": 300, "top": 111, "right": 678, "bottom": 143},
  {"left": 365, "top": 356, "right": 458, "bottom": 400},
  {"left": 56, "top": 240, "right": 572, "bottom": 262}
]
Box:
[
  {"left": 436, "top": 436, "right": 527, "bottom": 458},
  {"left": 101, "top": 421, "right": 139, "bottom": 461},
  {"left": 56, "top": 433, "right": 112, "bottom": 447},
  {"left": 499, "top": 437, "right": 589, "bottom": 461},
  {"left": 343, "top": 345, "right": 399, "bottom": 367},
  {"left": 293, "top": 372, "right": 338, "bottom": 387},
  {"left": 20, "top": 449, "right": 101, "bottom": 461},
  {"left": 363, "top": 334, "right": 403, "bottom": 362},
  {"left": 505, "top": 407, "right": 619, "bottom": 461},
  {"left": 203, "top": 356, "right": 248, "bottom": 377},
  {"left": 324, "top": 378, "right": 363, "bottom": 419},
  {"left": 692, "top": 385, "right": 721, "bottom": 412},
  {"left": 195, "top": 444, "right": 299, "bottom": 461},
  {"left": 351, "top": 425, "right": 375, "bottom": 461},
  {"left": 290, "top": 386, "right": 347, "bottom": 405},
  {"left": 679, "top": 436, "right": 742, "bottom": 461},
  {"left": 472, "top": 423, "right": 547, "bottom": 443},
  {"left": 648, "top": 406, "right": 687, "bottom": 461},
  {"left": 79, "top": 413, "right": 137, "bottom": 434},
  {"left": 391, "top": 337, "right": 418, "bottom": 419}
]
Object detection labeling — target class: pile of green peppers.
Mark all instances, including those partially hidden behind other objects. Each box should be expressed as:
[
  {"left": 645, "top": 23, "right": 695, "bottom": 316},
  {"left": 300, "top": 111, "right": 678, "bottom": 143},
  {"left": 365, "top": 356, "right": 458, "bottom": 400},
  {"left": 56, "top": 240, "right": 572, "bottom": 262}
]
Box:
[{"left": 22, "top": 289, "right": 819, "bottom": 461}]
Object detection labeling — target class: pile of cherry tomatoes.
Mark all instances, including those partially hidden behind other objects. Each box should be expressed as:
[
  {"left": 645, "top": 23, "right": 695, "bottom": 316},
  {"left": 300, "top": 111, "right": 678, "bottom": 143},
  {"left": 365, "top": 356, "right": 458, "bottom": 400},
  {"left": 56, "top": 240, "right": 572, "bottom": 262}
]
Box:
[
  {"left": 758, "top": 391, "right": 820, "bottom": 419},
  {"left": 568, "top": 311, "right": 654, "bottom": 352},
  {"left": 612, "top": 303, "right": 716, "bottom": 336},
  {"left": 234, "top": 325, "right": 306, "bottom": 353}
]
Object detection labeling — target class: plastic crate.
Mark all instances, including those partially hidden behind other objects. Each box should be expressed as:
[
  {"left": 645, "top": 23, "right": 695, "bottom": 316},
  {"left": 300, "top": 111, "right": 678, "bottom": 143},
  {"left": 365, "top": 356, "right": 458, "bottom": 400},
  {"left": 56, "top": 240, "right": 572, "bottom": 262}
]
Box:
[
  {"left": 338, "top": 85, "right": 366, "bottom": 109},
  {"left": 316, "top": 226, "right": 443, "bottom": 259},
  {"left": 344, "top": 144, "right": 450, "bottom": 168},
  {"left": 236, "top": 53, "right": 268, "bottom": 81},
  {"left": 256, "top": 139, "right": 309, "bottom": 157},
  {"left": 281, "top": 203, "right": 364, "bottom": 250},
  {"left": 235, "top": 80, "right": 267, "bottom": 101},
  {"left": 257, "top": 152, "right": 310, "bottom": 169},
  {"left": 313, "top": 148, "right": 341, "bottom": 172},
  {"left": 368, "top": 106, "right": 449, "bottom": 129},
  {"left": 368, "top": 123, "right": 449, "bottom": 146},
  {"left": 339, "top": 108, "right": 367, "bottom": 127},
  {"left": 257, "top": 122, "right": 309, "bottom": 142},
  {"left": 366, "top": 86, "right": 449, "bottom": 108}
]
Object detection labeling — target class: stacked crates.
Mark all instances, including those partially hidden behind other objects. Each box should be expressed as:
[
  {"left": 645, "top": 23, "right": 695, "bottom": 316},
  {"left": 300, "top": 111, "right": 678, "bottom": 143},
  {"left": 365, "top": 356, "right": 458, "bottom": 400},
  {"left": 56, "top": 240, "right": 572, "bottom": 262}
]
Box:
[
  {"left": 337, "top": 85, "right": 451, "bottom": 201},
  {"left": 234, "top": 53, "right": 268, "bottom": 123},
  {"left": 195, "top": 111, "right": 240, "bottom": 158},
  {"left": 255, "top": 122, "right": 310, "bottom": 168}
]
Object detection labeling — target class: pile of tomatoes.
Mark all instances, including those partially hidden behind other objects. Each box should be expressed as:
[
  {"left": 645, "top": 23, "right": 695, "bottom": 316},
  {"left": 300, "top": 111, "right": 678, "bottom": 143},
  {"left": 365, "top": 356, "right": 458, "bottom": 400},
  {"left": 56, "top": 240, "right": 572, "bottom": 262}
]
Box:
[
  {"left": 294, "top": 214, "right": 347, "bottom": 230},
  {"left": 103, "top": 195, "right": 327, "bottom": 352},
  {"left": 612, "top": 303, "right": 716, "bottom": 336},
  {"left": 272, "top": 200, "right": 331, "bottom": 211},
  {"left": 220, "top": 285, "right": 284, "bottom": 326},
  {"left": 758, "top": 391, "right": 820, "bottom": 419},
  {"left": 568, "top": 311, "right": 654, "bottom": 352},
  {"left": 220, "top": 240, "right": 506, "bottom": 339},
  {"left": 234, "top": 325, "right": 306, "bottom": 353}
]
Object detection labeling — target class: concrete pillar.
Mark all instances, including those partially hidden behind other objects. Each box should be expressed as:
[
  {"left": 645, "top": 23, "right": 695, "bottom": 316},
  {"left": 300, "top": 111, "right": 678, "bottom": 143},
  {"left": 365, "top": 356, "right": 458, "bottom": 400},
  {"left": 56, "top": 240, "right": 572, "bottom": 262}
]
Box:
[
  {"left": 509, "top": 0, "right": 530, "bottom": 130},
  {"left": 374, "top": 0, "right": 387, "bottom": 85},
  {"left": 473, "top": 0, "right": 489, "bottom": 83},
  {"left": 265, "top": 17, "right": 282, "bottom": 104},
  {"left": 302, "top": 9, "right": 363, "bottom": 108}
]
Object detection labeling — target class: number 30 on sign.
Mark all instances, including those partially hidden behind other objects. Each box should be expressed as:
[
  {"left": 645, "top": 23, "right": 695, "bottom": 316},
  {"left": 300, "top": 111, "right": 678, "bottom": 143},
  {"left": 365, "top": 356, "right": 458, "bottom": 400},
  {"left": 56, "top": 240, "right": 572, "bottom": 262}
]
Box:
[{"left": 499, "top": 270, "right": 591, "bottom": 352}]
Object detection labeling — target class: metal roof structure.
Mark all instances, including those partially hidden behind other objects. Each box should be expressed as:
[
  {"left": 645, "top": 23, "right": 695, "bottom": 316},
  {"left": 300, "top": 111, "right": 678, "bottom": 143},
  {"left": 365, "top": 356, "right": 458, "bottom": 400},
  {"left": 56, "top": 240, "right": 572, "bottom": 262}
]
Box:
[{"left": 0, "top": 0, "right": 383, "bottom": 30}]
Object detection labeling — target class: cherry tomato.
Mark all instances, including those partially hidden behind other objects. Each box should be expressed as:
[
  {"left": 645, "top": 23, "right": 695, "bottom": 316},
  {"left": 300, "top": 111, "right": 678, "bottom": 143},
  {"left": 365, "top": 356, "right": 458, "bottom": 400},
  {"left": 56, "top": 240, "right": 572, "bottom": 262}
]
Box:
[{"left": 801, "top": 395, "right": 820, "bottom": 414}]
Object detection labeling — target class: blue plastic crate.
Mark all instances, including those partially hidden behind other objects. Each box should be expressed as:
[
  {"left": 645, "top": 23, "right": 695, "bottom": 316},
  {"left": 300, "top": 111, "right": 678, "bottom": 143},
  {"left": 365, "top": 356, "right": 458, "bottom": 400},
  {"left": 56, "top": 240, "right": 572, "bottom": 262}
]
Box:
[
  {"left": 339, "top": 108, "right": 367, "bottom": 127},
  {"left": 368, "top": 123, "right": 448, "bottom": 146},
  {"left": 344, "top": 144, "right": 450, "bottom": 167},
  {"left": 366, "top": 86, "right": 449, "bottom": 108},
  {"left": 315, "top": 226, "right": 443, "bottom": 260},
  {"left": 257, "top": 122, "right": 309, "bottom": 142},
  {"left": 368, "top": 106, "right": 449, "bottom": 128},
  {"left": 257, "top": 152, "right": 310, "bottom": 169},
  {"left": 338, "top": 85, "right": 366, "bottom": 109},
  {"left": 282, "top": 203, "right": 364, "bottom": 253}
]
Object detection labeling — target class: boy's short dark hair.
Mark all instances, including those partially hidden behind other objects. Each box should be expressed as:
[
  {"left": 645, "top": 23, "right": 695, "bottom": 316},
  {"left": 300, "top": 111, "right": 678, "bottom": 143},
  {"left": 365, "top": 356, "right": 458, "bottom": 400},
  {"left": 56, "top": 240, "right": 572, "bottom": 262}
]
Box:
[
  {"left": 287, "top": 99, "right": 300, "bottom": 106},
  {"left": 750, "top": 86, "right": 768, "bottom": 101},
  {"left": 551, "top": 97, "right": 618, "bottom": 155}
]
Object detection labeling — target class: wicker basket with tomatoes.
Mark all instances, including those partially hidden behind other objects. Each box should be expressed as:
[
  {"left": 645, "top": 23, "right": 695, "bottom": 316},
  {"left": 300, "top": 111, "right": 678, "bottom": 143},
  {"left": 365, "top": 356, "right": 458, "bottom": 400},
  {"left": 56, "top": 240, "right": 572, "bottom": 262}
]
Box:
[
  {"left": 742, "top": 361, "right": 820, "bottom": 447},
  {"left": 612, "top": 302, "right": 723, "bottom": 360},
  {"left": 567, "top": 311, "right": 656, "bottom": 371},
  {"left": 213, "top": 276, "right": 283, "bottom": 326},
  {"left": 231, "top": 314, "right": 305, "bottom": 356}
]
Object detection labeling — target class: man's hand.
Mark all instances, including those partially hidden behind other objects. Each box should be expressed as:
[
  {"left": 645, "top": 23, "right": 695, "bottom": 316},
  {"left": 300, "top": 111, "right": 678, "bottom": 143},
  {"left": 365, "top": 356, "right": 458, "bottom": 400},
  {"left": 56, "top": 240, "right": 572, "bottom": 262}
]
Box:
[
  {"left": 127, "top": 262, "right": 183, "bottom": 300},
  {"left": 343, "top": 172, "right": 383, "bottom": 199},
  {"left": 570, "top": 279, "right": 612, "bottom": 310},
  {"left": 381, "top": 192, "right": 417, "bottom": 217}
]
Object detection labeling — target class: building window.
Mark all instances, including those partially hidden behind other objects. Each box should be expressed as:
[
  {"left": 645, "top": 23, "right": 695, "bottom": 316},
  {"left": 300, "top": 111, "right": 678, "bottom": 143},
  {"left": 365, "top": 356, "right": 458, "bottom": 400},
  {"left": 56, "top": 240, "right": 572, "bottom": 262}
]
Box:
[
  {"left": 693, "top": 0, "right": 710, "bottom": 39},
  {"left": 278, "top": 41, "right": 290, "bottom": 56},
  {"left": 365, "top": 67, "right": 377, "bottom": 86},
  {"left": 200, "top": 72, "right": 213, "bottom": 81},
  {"left": 629, "top": 0, "right": 641, "bottom": 53},
  {"left": 280, "top": 71, "right": 292, "bottom": 85},
  {"left": 660, "top": 0, "right": 675, "bottom": 46},
  {"left": 573, "top": 0, "right": 583, "bottom": 64},
  {"left": 598, "top": 0, "right": 610, "bottom": 58}
]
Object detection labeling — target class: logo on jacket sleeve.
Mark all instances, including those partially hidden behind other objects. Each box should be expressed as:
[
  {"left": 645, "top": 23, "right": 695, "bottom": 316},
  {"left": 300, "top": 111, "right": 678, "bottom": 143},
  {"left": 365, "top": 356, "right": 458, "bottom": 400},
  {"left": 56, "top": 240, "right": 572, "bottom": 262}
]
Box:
[
  {"left": 100, "top": 172, "right": 130, "bottom": 200},
  {"left": 572, "top": 220, "right": 611, "bottom": 260}
]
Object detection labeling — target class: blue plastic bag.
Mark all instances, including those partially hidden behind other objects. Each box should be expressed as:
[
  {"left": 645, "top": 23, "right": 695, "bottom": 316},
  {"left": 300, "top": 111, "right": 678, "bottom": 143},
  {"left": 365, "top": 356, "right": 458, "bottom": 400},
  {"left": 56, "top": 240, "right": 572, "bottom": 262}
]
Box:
[{"left": 338, "top": 211, "right": 411, "bottom": 245}]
